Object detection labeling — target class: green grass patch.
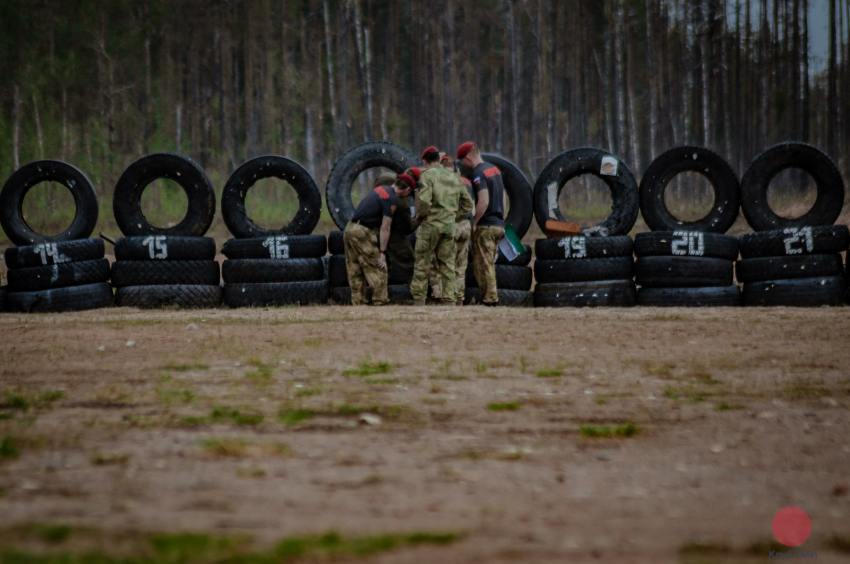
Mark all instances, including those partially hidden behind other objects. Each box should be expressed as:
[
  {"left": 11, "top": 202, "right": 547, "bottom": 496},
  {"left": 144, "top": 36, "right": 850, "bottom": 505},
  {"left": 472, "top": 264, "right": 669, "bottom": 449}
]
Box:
[
  {"left": 0, "top": 436, "right": 19, "bottom": 460},
  {"left": 294, "top": 387, "right": 322, "bottom": 397},
  {"left": 714, "top": 402, "right": 743, "bottom": 412},
  {"left": 278, "top": 408, "right": 315, "bottom": 426},
  {"left": 343, "top": 361, "right": 393, "bottom": 377},
  {"left": 200, "top": 438, "right": 290, "bottom": 459},
  {"left": 274, "top": 530, "right": 461, "bottom": 559},
  {"left": 487, "top": 401, "right": 521, "bottom": 412},
  {"left": 245, "top": 359, "right": 274, "bottom": 384},
  {"left": 663, "top": 385, "right": 711, "bottom": 403},
  {"left": 157, "top": 387, "right": 195, "bottom": 405},
  {"left": 579, "top": 422, "right": 638, "bottom": 438},
  {"left": 1, "top": 390, "right": 64, "bottom": 412},
  {"left": 210, "top": 406, "right": 264, "bottom": 426},
  {"left": 535, "top": 368, "right": 562, "bottom": 378}
]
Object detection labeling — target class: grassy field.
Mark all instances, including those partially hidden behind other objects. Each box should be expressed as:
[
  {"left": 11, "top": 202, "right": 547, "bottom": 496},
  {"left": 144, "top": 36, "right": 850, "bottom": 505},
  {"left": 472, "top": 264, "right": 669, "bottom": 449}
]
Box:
[{"left": 1, "top": 306, "right": 849, "bottom": 562}]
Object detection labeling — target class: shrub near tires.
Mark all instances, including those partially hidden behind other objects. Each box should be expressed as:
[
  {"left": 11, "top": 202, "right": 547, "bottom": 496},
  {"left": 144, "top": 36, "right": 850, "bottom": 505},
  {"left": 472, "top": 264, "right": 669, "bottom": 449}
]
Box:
[
  {"left": 634, "top": 231, "right": 740, "bottom": 306},
  {"left": 533, "top": 235, "right": 636, "bottom": 307},
  {"left": 737, "top": 225, "right": 849, "bottom": 306}
]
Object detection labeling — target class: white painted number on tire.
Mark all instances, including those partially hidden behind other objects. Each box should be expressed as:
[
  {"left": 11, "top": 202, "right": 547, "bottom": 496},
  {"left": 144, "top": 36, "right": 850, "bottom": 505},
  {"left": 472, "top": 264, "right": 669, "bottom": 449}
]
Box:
[
  {"left": 34, "top": 242, "right": 69, "bottom": 265},
  {"left": 558, "top": 237, "right": 587, "bottom": 259},
  {"left": 262, "top": 236, "right": 290, "bottom": 259},
  {"left": 671, "top": 231, "right": 705, "bottom": 256},
  {"left": 143, "top": 236, "right": 168, "bottom": 259},
  {"left": 782, "top": 226, "right": 814, "bottom": 255}
]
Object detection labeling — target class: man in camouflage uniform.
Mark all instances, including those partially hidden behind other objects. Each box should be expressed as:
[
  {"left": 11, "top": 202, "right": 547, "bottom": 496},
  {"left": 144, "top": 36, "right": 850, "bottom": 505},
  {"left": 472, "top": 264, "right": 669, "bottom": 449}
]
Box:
[
  {"left": 410, "top": 146, "right": 473, "bottom": 306},
  {"left": 428, "top": 153, "right": 474, "bottom": 305},
  {"left": 344, "top": 173, "right": 415, "bottom": 305},
  {"left": 383, "top": 170, "right": 416, "bottom": 276},
  {"left": 457, "top": 141, "right": 505, "bottom": 305}
]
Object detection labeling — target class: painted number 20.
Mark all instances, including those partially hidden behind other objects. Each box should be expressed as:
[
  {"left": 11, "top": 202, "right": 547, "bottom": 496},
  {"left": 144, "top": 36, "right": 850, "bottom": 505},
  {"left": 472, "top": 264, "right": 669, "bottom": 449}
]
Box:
[
  {"left": 671, "top": 231, "right": 705, "bottom": 256},
  {"left": 782, "top": 226, "right": 814, "bottom": 255},
  {"left": 143, "top": 235, "right": 168, "bottom": 259},
  {"left": 262, "top": 236, "right": 290, "bottom": 259},
  {"left": 558, "top": 237, "right": 587, "bottom": 259}
]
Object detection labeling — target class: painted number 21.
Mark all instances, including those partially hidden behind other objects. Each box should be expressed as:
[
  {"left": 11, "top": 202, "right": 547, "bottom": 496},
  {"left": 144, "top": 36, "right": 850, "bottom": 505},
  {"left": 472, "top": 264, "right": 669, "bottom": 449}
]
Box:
[
  {"left": 558, "top": 237, "right": 587, "bottom": 259},
  {"left": 782, "top": 226, "right": 814, "bottom": 255},
  {"left": 262, "top": 236, "right": 290, "bottom": 259},
  {"left": 143, "top": 236, "right": 168, "bottom": 259},
  {"left": 671, "top": 231, "right": 705, "bottom": 256}
]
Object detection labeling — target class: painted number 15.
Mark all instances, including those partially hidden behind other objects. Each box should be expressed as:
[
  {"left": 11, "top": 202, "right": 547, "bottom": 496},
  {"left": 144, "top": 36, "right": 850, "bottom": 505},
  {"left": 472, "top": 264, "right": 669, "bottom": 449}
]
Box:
[{"left": 143, "top": 236, "right": 168, "bottom": 259}]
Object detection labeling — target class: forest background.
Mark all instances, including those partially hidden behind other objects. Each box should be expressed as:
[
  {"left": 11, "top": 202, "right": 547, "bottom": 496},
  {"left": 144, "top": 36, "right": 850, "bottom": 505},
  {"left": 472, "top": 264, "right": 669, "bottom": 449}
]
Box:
[{"left": 0, "top": 0, "right": 848, "bottom": 240}]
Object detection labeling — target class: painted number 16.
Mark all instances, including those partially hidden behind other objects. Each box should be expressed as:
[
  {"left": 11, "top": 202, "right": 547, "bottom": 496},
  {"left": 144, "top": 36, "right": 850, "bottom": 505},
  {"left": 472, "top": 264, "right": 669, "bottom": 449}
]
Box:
[{"left": 262, "top": 236, "right": 290, "bottom": 259}]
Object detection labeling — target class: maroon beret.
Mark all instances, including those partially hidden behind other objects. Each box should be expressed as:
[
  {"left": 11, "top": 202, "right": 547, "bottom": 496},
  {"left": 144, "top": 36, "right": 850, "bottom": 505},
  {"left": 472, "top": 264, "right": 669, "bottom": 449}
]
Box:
[
  {"left": 420, "top": 145, "right": 440, "bottom": 160},
  {"left": 456, "top": 141, "right": 475, "bottom": 160}
]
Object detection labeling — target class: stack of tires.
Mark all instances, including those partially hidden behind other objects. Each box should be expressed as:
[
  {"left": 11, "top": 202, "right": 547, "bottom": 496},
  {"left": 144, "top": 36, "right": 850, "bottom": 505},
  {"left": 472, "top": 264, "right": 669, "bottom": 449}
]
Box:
[
  {"left": 325, "top": 142, "right": 417, "bottom": 305},
  {"left": 111, "top": 154, "right": 222, "bottom": 308},
  {"left": 0, "top": 161, "right": 113, "bottom": 313},
  {"left": 737, "top": 143, "right": 847, "bottom": 306},
  {"left": 220, "top": 155, "right": 328, "bottom": 307},
  {"left": 635, "top": 147, "right": 742, "bottom": 306},
  {"left": 531, "top": 148, "right": 639, "bottom": 307}
]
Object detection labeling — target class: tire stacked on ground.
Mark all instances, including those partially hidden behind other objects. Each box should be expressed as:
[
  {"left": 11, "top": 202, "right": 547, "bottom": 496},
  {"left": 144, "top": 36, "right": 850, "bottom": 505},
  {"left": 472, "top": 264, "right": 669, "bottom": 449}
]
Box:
[
  {"left": 533, "top": 236, "right": 636, "bottom": 307},
  {"left": 326, "top": 231, "right": 413, "bottom": 305},
  {"left": 737, "top": 143, "right": 847, "bottom": 307},
  {"left": 737, "top": 226, "right": 849, "bottom": 306},
  {"left": 221, "top": 156, "right": 328, "bottom": 307},
  {"left": 1, "top": 160, "right": 113, "bottom": 313},
  {"left": 463, "top": 246, "right": 534, "bottom": 306},
  {"left": 634, "top": 232, "right": 741, "bottom": 306},
  {"left": 112, "top": 154, "right": 221, "bottom": 308}
]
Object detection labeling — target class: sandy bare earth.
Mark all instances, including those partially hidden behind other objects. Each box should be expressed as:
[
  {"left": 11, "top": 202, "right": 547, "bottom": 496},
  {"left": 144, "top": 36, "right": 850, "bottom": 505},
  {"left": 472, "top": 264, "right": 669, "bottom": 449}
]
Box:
[{"left": 0, "top": 305, "right": 849, "bottom": 563}]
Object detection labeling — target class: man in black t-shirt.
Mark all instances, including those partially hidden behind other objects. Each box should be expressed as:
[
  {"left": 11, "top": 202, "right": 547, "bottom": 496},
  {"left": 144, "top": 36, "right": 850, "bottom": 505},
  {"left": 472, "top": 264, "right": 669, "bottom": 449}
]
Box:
[
  {"left": 457, "top": 141, "right": 505, "bottom": 305},
  {"left": 344, "top": 173, "right": 416, "bottom": 305}
]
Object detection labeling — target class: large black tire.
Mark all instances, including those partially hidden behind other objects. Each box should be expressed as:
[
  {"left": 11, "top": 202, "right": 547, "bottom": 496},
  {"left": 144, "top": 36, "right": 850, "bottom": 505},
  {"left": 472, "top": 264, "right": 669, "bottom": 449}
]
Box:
[
  {"left": 742, "top": 276, "right": 847, "bottom": 306},
  {"left": 328, "top": 231, "right": 345, "bottom": 255},
  {"left": 113, "top": 153, "right": 215, "bottom": 237},
  {"left": 736, "top": 254, "right": 844, "bottom": 283},
  {"left": 7, "top": 259, "right": 110, "bottom": 292},
  {"left": 115, "top": 236, "right": 215, "bottom": 261},
  {"left": 329, "top": 255, "right": 412, "bottom": 287},
  {"left": 637, "top": 286, "right": 741, "bottom": 307},
  {"left": 111, "top": 260, "right": 220, "bottom": 287},
  {"left": 221, "top": 235, "right": 327, "bottom": 259},
  {"left": 325, "top": 141, "right": 417, "bottom": 229},
  {"left": 115, "top": 284, "right": 222, "bottom": 309},
  {"left": 224, "top": 280, "right": 329, "bottom": 307},
  {"left": 533, "top": 256, "right": 634, "bottom": 284},
  {"left": 741, "top": 143, "right": 845, "bottom": 231},
  {"left": 222, "top": 258, "right": 325, "bottom": 284},
  {"left": 0, "top": 160, "right": 99, "bottom": 245},
  {"left": 534, "top": 280, "right": 636, "bottom": 307},
  {"left": 534, "top": 236, "right": 633, "bottom": 260},
  {"left": 497, "top": 243, "right": 532, "bottom": 266},
  {"left": 478, "top": 153, "right": 534, "bottom": 238},
  {"left": 330, "top": 284, "right": 412, "bottom": 305},
  {"left": 5, "top": 282, "right": 113, "bottom": 313},
  {"left": 464, "top": 287, "right": 532, "bottom": 307},
  {"left": 4, "top": 238, "right": 104, "bottom": 268},
  {"left": 466, "top": 264, "right": 533, "bottom": 291},
  {"left": 222, "top": 155, "right": 321, "bottom": 238},
  {"left": 532, "top": 147, "right": 639, "bottom": 235},
  {"left": 738, "top": 225, "right": 850, "bottom": 258},
  {"left": 634, "top": 231, "right": 739, "bottom": 260},
  {"left": 639, "top": 146, "right": 740, "bottom": 233},
  {"left": 0, "top": 287, "right": 6, "bottom": 312},
  {"left": 635, "top": 256, "right": 733, "bottom": 287}
]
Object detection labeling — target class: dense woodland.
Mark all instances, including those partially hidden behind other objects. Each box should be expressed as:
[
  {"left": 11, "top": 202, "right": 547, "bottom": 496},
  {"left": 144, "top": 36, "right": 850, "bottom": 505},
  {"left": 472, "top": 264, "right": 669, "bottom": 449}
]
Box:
[{"left": 0, "top": 0, "right": 849, "bottom": 219}]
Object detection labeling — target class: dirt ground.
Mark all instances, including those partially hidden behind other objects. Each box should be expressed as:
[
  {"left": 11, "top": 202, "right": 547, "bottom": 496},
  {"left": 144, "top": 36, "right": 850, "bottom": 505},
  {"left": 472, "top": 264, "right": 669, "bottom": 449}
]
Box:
[{"left": 0, "top": 305, "right": 849, "bottom": 563}]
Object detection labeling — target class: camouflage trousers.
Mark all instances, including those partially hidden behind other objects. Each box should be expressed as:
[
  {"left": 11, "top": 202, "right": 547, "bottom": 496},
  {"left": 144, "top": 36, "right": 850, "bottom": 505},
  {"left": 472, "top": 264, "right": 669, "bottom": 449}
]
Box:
[
  {"left": 410, "top": 222, "right": 456, "bottom": 304},
  {"left": 343, "top": 222, "right": 388, "bottom": 305},
  {"left": 472, "top": 225, "right": 504, "bottom": 304},
  {"left": 429, "top": 219, "right": 471, "bottom": 303}
]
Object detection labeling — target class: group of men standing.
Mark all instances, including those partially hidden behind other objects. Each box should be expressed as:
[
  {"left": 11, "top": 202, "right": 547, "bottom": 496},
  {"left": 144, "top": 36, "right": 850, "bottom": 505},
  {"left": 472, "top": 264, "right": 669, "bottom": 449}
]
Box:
[{"left": 343, "top": 141, "right": 506, "bottom": 306}]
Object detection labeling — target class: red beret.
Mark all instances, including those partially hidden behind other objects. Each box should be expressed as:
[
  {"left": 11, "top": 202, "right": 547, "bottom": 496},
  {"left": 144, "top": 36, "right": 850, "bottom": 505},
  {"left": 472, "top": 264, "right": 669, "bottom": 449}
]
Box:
[
  {"left": 456, "top": 141, "right": 475, "bottom": 160},
  {"left": 406, "top": 166, "right": 422, "bottom": 182},
  {"left": 420, "top": 145, "right": 440, "bottom": 160},
  {"left": 396, "top": 173, "right": 416, "bottom": 190}
]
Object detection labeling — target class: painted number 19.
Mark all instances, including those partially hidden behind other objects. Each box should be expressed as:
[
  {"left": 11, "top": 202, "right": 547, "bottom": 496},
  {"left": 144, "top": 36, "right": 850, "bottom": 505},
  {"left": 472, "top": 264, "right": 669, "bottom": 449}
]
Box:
[{"left": 558, "top": 237, "right": 587, "bottom": 259}]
